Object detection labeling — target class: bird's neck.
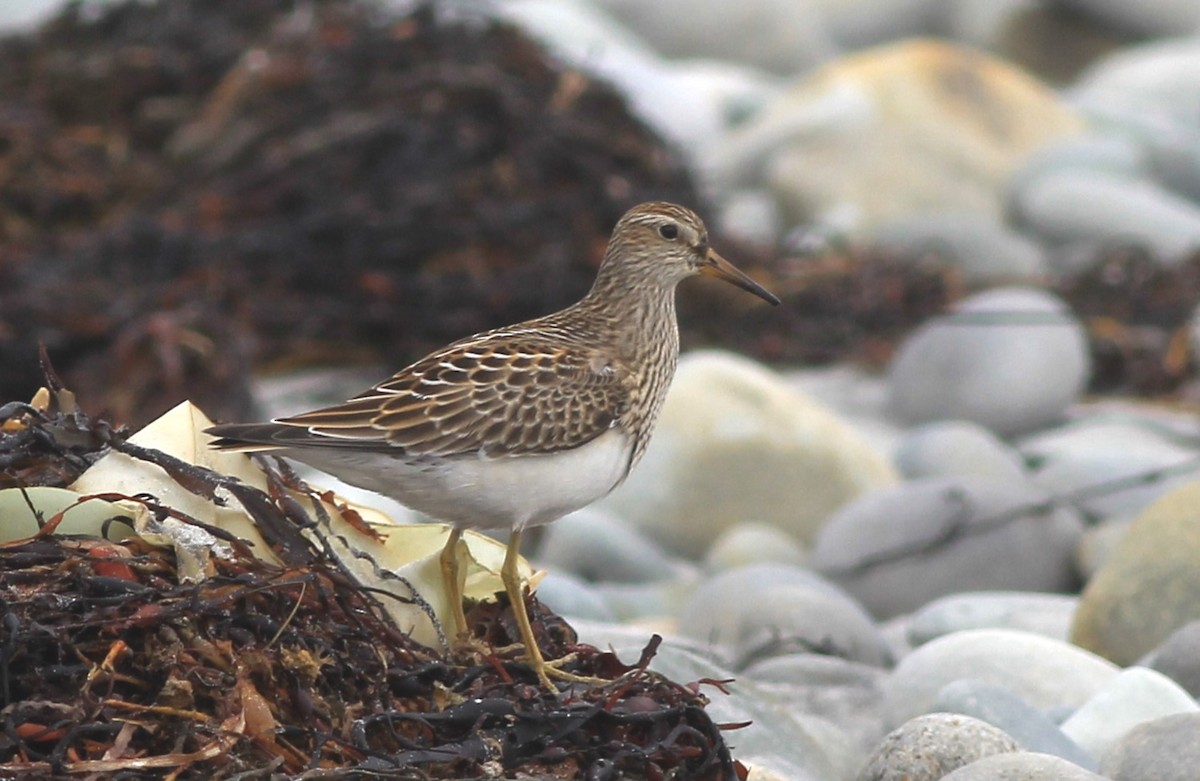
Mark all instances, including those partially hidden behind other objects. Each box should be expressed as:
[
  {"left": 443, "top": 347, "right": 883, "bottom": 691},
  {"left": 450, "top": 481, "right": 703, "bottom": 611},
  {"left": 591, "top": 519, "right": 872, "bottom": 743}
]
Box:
[
  {"left": 576, "top": 251, "right": 681, "bottom": 470},
  {"left": 579, "top": 266, "right": 679, "bottom": 365}
]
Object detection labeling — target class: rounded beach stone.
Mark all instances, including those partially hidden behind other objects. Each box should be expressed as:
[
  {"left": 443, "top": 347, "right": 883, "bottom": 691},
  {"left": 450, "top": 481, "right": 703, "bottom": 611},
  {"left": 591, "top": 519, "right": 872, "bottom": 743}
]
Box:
[
  {"left": 703, "top": 521, "right": 808, "bottom": 572},
  {"left": 533, "top": 571, "right": 616, "bottom": 622},
  {"left": 1020, "top": 417, "right": 1200, "bottom": 520},
  {"left": 1016, "top": 168, "right": 1200, "bottom": 264},
  {"left": 886, "top": 288, "right": 1090, "bottom": 437},
  {"left": 1059, "top": 666, "right": 1199, "bottom": 762},
  {"left": 593, "top": 575, "right": 698, "bottom": 623},
  {"left": 1101, "top": 712, "right": 1200, "bottom": 781},
  {"left": 1145, "top": 620, "right": 1200, "bottom": 697},
  {"left": 742, "top": 652, "right": 888, "bottom": 756},
  {"left": 716, "top": 40, "right": 1083, "bottom": 231},
  {"left": 678, "top": 564, "right": 891, "bottom": 669},
  {"left": 536, "top": 507, "right": 685, "bottom": 583},
  {"left": 908, "top": 591, "right": 1078, "bottom": 645},
  {"left": 601, "top": 351, "right": 898, "bottom": 557},
  {"left": 856, "top": 713, "right": 1019, "bottom": 781},
  {"left": 813, "top": 476, "right": 1083, "bottom": 618},
  {"left": 933, "top": 680, "right": 1097, "bottom": 770},
  {"left": 593, "top": 0, "right": 835, "bottom": 75},
  {"left": 1071, "top": 480, "right": 1200, "bottom": 664},
  {"left": 939, "top": 752, "right": 1108, "bottom": 780},
  {"left": 883, "top": 629, "right": 1118, "bottom": 728},
  {"left": 1072, "top": 36, "right": 1200, "bottom": 125},
  {"left": 893, "top": 420, "right": 1027, "bottom": 482}
]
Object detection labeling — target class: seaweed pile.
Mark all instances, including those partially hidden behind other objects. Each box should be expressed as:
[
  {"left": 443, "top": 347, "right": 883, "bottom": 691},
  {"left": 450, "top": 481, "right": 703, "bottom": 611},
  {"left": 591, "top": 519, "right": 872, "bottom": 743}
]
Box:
[{"left": 0, "top": 383, "right": 742, "bottom": 780}]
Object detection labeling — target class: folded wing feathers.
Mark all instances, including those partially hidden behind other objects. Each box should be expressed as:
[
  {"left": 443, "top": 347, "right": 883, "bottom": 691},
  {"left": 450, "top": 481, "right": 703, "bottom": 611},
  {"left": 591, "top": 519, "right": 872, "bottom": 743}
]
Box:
[{"left": 214, "top": 339, "right": 629, "bottom": 457}]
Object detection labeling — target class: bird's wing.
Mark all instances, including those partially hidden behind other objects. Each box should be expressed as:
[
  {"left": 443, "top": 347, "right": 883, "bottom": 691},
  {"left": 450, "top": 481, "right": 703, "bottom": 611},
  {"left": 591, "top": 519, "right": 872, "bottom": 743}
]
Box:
[{"left": 254, "top": 336, "right": 631, "bottom": 458}]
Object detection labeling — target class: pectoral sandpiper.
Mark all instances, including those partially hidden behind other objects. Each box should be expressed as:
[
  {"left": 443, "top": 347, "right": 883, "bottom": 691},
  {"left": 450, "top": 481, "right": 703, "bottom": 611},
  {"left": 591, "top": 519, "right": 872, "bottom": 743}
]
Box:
[{"left": 207, "top": 201, "right": 779, "bottom": 690}]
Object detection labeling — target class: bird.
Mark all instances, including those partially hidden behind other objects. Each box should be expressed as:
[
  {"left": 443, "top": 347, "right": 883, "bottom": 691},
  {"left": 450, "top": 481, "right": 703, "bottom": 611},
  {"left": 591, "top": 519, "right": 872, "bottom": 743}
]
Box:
[{"left": 206, "top": 201, "right": 779, "bottom": 690}]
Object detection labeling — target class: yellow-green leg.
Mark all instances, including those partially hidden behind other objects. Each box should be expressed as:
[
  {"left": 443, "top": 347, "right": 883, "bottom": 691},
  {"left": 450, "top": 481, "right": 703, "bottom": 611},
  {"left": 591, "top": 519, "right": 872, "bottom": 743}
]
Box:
[
  {"left": 501, "top": 530, "right": 604, "bottom": 690},
  {"left": 439, "top": 526, "right": 469, "bottom": 640},
  {"left": 501, "top": 530, "right": 555, "bottom": 690}
]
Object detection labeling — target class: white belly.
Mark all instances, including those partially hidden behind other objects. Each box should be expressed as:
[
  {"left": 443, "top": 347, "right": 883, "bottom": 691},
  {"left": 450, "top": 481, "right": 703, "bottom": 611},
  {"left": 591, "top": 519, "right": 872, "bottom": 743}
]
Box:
[{"left": 284, "top": 429, "right": 633, "bottom": 530}]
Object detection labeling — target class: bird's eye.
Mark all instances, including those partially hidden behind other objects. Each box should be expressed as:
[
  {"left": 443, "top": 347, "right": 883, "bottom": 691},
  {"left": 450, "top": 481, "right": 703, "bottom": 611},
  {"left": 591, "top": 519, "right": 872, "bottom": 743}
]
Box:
[{"left": 658, "top": 223, "right": 679, "bottom": 240}]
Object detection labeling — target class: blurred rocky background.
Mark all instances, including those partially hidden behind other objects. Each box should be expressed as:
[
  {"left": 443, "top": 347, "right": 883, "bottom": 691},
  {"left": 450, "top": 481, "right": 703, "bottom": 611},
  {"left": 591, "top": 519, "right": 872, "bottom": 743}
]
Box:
[
  {"left": 5, "top": 2, "right": 1200, "bottom": 779},
  {"left": 6, "top": 0, "right": 1198, "bottom": 429}
]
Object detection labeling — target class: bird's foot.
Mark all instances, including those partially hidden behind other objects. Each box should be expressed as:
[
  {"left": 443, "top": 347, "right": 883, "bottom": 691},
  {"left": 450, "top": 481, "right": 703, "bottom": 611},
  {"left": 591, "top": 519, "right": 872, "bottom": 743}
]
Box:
[
  {"left": 510, "top": 647, "right": 614, "bottom": 691},
  {"left": 538, "top": 654, "right": 614, "bottom": 686},
  {"left": 490, "top": 641, "right": 611, "bottom": 690}
]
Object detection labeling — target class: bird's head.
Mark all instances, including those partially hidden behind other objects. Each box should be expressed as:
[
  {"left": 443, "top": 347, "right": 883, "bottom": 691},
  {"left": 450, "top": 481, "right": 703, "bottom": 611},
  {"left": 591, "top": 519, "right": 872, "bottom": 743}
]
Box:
[{"left": 604, "top": 202, "right": 779, "bottom": 305}]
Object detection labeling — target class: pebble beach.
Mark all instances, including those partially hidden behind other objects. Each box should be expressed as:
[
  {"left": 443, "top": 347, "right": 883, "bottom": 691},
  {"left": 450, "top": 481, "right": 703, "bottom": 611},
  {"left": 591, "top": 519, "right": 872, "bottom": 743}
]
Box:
[
  {"left": 6, "top": 1, "right": 1200, "bottom": 779},
  {"left": 472, "top": 2, "right": 1200, "bottom": 778}
]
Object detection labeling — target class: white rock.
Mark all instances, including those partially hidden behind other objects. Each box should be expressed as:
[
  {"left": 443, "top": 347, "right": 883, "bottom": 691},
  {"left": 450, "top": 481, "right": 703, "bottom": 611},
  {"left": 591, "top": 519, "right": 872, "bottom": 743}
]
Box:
[
  {"left": 886, "top": 287, "right": 1090, "bottom": 437},
  {"left": 786, "top": 365, "right": 904, "bottom": 457},
  {"left": 704, "top": 522, "right": 809, "bottom": 572},
  {"left": 1008, "top": 134, "right": 1150, "bottom": 194},
  {"left": 1012, "top": 169, "right": 1200, "bottom": 263},
  {"left": 602, "top": 351, "right": 898, "bottom": 557},
  {"left": 1068, "top": 38, "right": 1200, "bottom": 203},
  {"left": 679, "top": 564, "right": 891, "bottom": 669},
  {"left": 593, "top": 0, "right": 837, "bottom": 75},
  {"left": 883, "top": 629, "right": 1118, "bottom": 728},
  {"left": 659, "top": 58, "right": 784, "bottom": 169},
  {"left": 534, "top": 571, "right": 616, "bottom": 622},
  {"left": 592, "top": 573, "right": 700, "bottom": 624},
  {"left": 716, "top": 39, "right": 1083, "bottom": 233},
  {"left": 908, "top": 591, "right": 1079, "bottom": 646},
  {"left": 1073, "top": 38, "right": 1200, "bottom": 123},
  {"left": 1019, "top": 417, "right": 1200, "bottom": 519},
  {"left": 940, "top": 751, "right": 1108, "bottom": 780},
  {"left": 813, "top": 476, "right": 1084, "bottom": 618},
  {"left": 1101, "top": 712, "right": 1200, "bottom": 781},
  {"left": 894, "top": 420, "right": 1028, "bottom": 482},
  {"left": 536, "top": 507, "right": 687, "bottom": 583},
  {"left": 1059, "top": 667, "right": 1200, "bottom": 763}
]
